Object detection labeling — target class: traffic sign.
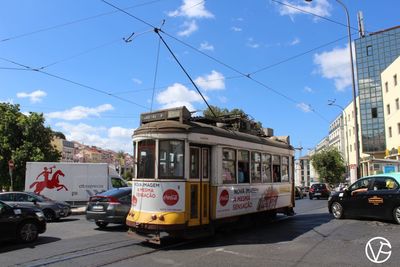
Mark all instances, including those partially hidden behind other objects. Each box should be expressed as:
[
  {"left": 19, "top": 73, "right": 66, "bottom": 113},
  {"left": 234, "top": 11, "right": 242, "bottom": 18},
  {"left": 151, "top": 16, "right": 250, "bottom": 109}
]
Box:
[{"left": 8, "top": 160, "right": 15, "bottom": 169}]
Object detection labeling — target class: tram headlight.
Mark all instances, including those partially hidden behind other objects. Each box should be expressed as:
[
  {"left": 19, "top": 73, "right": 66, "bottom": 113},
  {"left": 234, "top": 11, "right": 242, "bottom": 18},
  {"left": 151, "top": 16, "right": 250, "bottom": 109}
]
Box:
[
  {"left": 151, "top": 214, "right": 157, "bottom": 220},
  {"left": 159, "top": 214, "right": 165, "bottom": 221}
]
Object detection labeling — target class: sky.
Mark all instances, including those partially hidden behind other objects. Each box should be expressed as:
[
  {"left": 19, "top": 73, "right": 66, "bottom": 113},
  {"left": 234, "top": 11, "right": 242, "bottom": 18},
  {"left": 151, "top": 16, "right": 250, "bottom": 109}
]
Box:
[{"left": 1, "top": 0, "right": 399, "bottom": 155}]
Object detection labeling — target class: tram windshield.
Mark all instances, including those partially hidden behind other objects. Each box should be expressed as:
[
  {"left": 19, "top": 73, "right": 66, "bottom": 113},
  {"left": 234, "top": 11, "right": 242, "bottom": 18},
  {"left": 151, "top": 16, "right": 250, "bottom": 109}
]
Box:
[
  {"left": 137, "top": 140, "right": 155, "bottom": 178},
  {"left": 159, "top": 140, "right": 184, "bottom": 179}
]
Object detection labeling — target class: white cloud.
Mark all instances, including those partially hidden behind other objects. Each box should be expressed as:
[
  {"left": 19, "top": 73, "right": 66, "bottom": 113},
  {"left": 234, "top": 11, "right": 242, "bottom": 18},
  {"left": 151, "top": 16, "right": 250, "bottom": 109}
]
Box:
[
  {"left": 278, "top": 0, "right": 332, "bottom": 21},
  {"left": 178, "top": 20, "right": 199, "bottom": 37},
  {"left": 231, "top": 26, "right": 242, "bottom": 32},
  {"left": 156, "top": 83, "right": 205, "bottom": 112},
  {"left": 46, "top": 104, "right": 114, "bottom": 120},
  {"left": 304, "top": 86, "right": 314, "bottom": 93},
  {"left": 132, "top": 78, "right": 142, "bottom": 85},
  {"left": 296, "top": 102, "right": 312, "bottom": 113},
  {"left": 17, "top": 90, "right": 47, "bottom": 103},
  {"left": 313, "top": 44, "right": 352, "bottom": 91},
  {"left": 195, "top": 70, "right": 225, "bottom": 91},
  {"left": 168, "top": 0, "right": 214, "bottom": 18},
  {"left": 199, "top": 41, "right": 214, "bottom": 51},
  {"left": 289, "top": 37, "right": 300, "bottom": 46},
  {"left": 246, "top": 38, "right": 260, "bottom": 48},
  {"left": 55, "top": 122, "right": 134, "bottom": 153}
]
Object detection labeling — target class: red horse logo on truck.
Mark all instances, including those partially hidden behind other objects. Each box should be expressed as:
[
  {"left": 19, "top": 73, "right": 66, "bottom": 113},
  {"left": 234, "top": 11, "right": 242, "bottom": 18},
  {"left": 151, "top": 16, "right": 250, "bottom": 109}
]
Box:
[{"left": 29, "top": 166, "right": 68, "bottom": 194}]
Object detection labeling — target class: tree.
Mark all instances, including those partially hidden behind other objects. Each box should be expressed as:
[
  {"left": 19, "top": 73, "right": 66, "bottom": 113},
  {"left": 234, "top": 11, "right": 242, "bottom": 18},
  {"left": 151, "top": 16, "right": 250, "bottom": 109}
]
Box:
[
  {"left": 0, "top": 103, "right": 61, "bottom": 190},
  {"left": 310, "top": 147, "right": 346, "bottom": 185}
]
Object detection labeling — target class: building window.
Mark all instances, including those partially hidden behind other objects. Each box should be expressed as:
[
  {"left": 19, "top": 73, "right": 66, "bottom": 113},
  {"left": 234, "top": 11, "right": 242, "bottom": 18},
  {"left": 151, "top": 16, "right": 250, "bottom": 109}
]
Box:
[
  {"left": 387, "top": 104, "right": 391, "bottom": 115},
  {"left": 398, "top": 123, "right": 400, "bottom": 135},
  {"left": 389, "top": 127, "right": 392, "bottom": 138},
  {"left": 366, "top": 45, "right": 373, "bottom": 56},
  {"left": 395, "top": 74, "right": 398, "bottom": 86},
  {"left": 396, "top": 98, "right": 399, "bottom": 110},
  {"left": 371, "top": 107, "right": 378, "bottom": 118},
  {"left": 385, "top": 81, "right": 389, "bottom": 92}
]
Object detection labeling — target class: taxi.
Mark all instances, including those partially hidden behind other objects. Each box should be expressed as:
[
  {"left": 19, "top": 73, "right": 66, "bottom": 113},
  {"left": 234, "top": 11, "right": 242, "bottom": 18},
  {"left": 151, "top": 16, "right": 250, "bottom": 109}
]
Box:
[{"left": 328, "top": 172, "right": 400, "bottom": 224}]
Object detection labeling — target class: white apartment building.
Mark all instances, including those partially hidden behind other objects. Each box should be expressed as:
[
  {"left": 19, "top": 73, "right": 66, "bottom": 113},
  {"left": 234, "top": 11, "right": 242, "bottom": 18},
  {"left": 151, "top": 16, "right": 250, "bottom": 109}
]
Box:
[{"left": 382, "top": 55, "right": 400, "bottom": 161}]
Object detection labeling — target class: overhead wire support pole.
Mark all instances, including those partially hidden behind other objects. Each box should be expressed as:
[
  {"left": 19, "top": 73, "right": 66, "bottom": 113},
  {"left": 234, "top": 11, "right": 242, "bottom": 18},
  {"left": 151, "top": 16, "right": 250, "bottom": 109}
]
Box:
[{"left": 154, "top": 28, "right": 217, "bottom": 118}]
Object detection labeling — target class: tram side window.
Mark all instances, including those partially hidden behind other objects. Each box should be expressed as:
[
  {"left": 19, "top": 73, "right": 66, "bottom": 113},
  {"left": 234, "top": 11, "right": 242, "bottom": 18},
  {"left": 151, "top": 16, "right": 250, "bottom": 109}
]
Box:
[
  {"left": 261, "top": 153, "right": 272, "bottom": 183},
  {"left": 251, "top": 152, "right": 262, "bottom": 183},
  {"left": 190, "top": 147, "right": 200, "bottom": 178},
  {"left": 137, "top": 140, "right": 155, "bottom": 178},
  {"left": 272, "top": 155, "right": 281, "bottom": 183},
  {"left": 222, "top": 148, "right": 236, "bottom": 184},
  {"left": 202, "top": 149, "right": 209, "bottom": 179},
  {"left": 159, "top": 140, "right": 184, "bottom": 179},
  {"left": 238, "top": 150, "right": 249, "bottom": 183},
  {"left": 281, "top": 156, "right": 289, "bottom": 182}
]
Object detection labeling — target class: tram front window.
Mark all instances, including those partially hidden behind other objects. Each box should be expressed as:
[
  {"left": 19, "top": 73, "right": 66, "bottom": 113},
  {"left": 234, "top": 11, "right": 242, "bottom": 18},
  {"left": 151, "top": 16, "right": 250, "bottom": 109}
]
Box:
[
  {"left": 159, "top": 140, "right": 184, "bottom": 179},
  {"left": 137, "top": 140, "right": 155, "bottom": 178}
]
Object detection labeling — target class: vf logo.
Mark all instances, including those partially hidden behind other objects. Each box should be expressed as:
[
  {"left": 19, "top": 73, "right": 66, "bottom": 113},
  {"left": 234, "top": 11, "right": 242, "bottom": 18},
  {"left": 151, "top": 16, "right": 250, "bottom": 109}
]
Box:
[{"left": 365, "top": 237, "right": 392, "bottom": 264}]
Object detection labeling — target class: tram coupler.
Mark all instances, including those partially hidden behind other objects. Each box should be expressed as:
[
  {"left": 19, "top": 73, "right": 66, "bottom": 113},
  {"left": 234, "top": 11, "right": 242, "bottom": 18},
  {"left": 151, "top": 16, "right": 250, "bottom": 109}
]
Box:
[{"left": 285, "top": 207, "right": 295, "bottom": 216}]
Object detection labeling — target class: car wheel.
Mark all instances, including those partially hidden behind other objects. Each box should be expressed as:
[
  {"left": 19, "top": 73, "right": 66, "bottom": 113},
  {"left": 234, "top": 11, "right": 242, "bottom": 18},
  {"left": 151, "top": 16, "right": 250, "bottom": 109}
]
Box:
[
  {"left": 393, "top": 206, "right": 400, "bottom": 224},
  {"left": 95, "top": 221, "right": 109, "bottom": 228},
  {"left": 43, "top": 209, "right": 56, "bottom": 222},
  {"left": 18, "top": 221, "right": 39, "bottom": 243},
  {"left": 331, "top": 202, "right": 344, "bottom": 219},
  {"left": 309, "top": 195, "right": 313, "bottom": 200}
]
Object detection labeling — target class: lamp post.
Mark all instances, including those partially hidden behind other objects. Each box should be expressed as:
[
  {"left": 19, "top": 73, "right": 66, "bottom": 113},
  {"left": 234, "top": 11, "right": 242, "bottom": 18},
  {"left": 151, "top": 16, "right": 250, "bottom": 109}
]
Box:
[
  {"left": 328, "top": 100, "right": 350, "bottom": 180},
  {"left": 305, "top": 0, "right": 360, "bottom": 179}
]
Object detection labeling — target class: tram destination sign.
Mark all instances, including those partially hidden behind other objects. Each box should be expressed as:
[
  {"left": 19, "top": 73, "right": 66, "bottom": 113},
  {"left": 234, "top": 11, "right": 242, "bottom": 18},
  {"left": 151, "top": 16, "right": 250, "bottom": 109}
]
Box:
[{"left": 141, "top": 111, "right": 166, "bottom": 124}]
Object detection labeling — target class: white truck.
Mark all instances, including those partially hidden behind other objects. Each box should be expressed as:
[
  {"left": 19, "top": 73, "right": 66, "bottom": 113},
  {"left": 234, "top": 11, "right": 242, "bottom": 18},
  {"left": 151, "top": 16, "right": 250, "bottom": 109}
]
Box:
[{"left": 25, "top": 162, "right": 128, "bottom": 203}]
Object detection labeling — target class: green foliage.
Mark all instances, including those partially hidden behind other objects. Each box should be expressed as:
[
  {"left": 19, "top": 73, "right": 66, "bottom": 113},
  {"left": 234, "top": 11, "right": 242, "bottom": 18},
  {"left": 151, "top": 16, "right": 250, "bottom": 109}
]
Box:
[
  {"left": 123, "top": 170, "right": 133, "bottom": 180},
  {"left": 310, "top": 147, "right": 346, "bottom": 185},
  {"left": 203, "top": 105, "right": 263, "bottom": 128},
  {"left": 0, "top": 103, "right": 61, "bottom": 190}
]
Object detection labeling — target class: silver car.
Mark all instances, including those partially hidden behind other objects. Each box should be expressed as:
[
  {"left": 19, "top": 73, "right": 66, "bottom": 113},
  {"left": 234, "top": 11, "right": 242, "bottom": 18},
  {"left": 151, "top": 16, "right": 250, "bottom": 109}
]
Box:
[{"left": 0, "top": 191, "right": 71, "bottom": 221}]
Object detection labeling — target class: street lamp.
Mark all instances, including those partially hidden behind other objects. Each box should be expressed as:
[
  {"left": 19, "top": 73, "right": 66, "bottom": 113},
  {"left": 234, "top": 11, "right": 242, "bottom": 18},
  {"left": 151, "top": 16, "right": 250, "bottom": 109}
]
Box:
[
  {"left": 328, "top": 100, "right": 350, "bottom": 179},
  {"left": 305, "top": 0, "right": 360, "bottom": 179}
]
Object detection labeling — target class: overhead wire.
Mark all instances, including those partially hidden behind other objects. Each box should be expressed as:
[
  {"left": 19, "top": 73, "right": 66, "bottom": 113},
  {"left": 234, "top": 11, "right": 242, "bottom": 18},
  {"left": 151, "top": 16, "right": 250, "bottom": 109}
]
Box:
[
  {"left": 0, "top": 56, "right": 150, "bottom": 110},
  {"left": 0, "top": 0, "right": 166, "bottom": 43},
  {"left": 101, "top": 0, "right": 332, "bottom": 123}
]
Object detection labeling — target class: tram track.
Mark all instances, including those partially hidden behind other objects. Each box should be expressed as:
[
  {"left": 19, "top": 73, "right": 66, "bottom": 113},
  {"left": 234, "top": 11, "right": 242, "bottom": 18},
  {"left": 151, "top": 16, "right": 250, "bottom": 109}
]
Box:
[{"left": 13, "top": 234, "right": 195, "bottom": 267}]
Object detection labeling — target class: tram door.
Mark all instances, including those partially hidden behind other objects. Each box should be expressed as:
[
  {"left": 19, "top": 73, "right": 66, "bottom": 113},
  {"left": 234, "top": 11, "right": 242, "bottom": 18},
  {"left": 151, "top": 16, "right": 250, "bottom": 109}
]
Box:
[{"left": 188, "top": 146, "right": 210, "bottom": 226}]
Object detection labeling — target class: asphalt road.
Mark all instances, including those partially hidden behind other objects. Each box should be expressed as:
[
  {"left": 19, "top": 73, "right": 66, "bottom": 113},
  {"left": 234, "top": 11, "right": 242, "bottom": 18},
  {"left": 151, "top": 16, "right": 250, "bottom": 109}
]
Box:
[{"left": 1, "top": 198, "right": 399, "bottom": 267}]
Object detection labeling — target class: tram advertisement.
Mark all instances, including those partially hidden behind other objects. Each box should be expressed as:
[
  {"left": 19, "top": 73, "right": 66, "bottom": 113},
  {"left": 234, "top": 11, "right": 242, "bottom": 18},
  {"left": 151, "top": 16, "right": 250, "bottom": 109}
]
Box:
[
  {"left": 216, "top": 184, "right": 291, "bottom": 218},
  {"left": 132, "top": 181, "right": 185, "bottom": 212}
]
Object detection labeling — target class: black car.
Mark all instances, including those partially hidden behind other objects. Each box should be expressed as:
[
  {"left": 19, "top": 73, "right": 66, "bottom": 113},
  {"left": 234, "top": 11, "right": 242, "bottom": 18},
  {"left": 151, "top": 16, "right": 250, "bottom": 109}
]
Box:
[
  {"left": 328, "top": 173, "right": 400, "bottom": 224},
  {"left": 309, "top": 183, "right": 331, "bottom": 199},
  {"left": 0, "top": 200, "right": 46, "bottom": 243},
  {"left": 86, "top": 187, "right": 131, "bottom": 228},
  {"left": 0, "top": 191, "right": 71, "bottom": 221}
]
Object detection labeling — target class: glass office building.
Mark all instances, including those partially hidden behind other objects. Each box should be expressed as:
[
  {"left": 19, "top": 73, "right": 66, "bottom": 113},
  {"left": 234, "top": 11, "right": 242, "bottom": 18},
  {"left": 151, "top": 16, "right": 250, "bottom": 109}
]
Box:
[{"left": 355, "top": 26, "right": 400, "bottom": 154}]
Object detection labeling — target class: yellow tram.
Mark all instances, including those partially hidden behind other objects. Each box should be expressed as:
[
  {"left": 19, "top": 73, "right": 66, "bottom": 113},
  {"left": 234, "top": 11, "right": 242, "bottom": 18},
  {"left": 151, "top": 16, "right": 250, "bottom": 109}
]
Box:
[{"left": 126, "top": 106, "right": 295, "bottom": 241}]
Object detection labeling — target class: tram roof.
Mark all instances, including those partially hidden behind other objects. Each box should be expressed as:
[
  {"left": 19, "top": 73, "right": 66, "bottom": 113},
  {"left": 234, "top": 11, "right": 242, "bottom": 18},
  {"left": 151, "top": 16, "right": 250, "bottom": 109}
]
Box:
[{"left": 134, "top": 119, "right": 293, "bottom": 150}]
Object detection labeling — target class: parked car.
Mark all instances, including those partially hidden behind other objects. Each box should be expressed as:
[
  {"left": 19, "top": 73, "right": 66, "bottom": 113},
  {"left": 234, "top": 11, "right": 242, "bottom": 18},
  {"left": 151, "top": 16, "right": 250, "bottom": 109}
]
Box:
[
  {"left": 295, "top": 186, "right": 305, "bottom": 199},
  {"left": 328, "top": 172, "right": 400, "bottom": 224},
  {"left": 0, "top": 191, "right": 71, "bottom": 221},
  {"left": 86, "top": 187, "right": 131, "bottom": 228},
  {"left": 0, "top": 200, "right": 46, "bottom": 243},
  {"left": 309, "top": 183, "right": 331, "bottom": 199}
]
